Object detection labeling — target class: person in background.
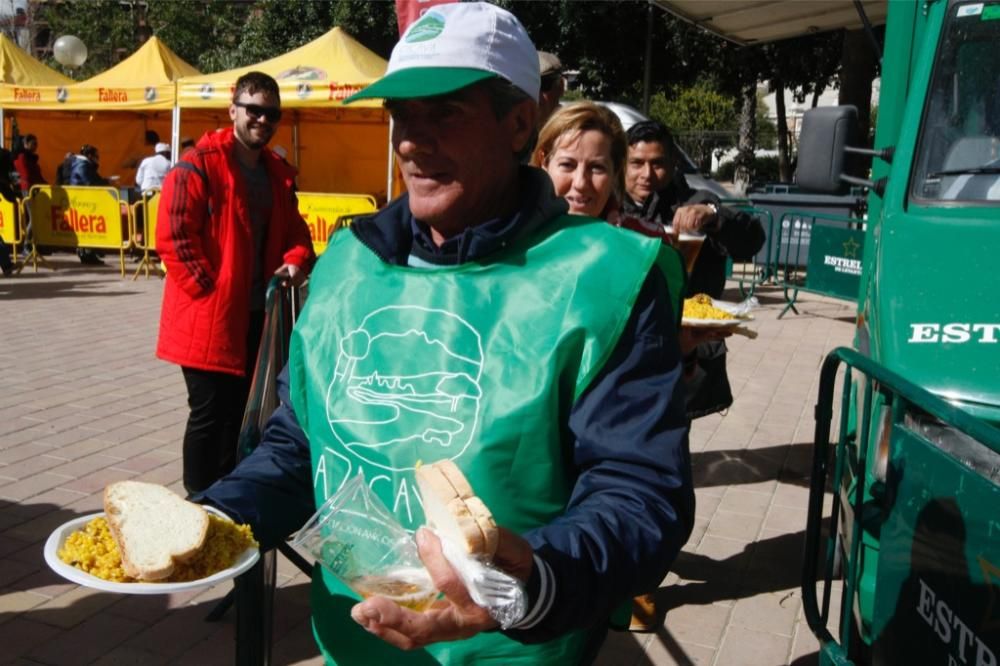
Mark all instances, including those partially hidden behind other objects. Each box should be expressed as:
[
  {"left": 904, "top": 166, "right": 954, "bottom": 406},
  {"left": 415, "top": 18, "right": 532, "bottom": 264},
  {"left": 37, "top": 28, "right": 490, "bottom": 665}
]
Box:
[
  {"left": 623, "top": 119, "right": 765, "bottom": 417},
  {"left": 0, "top": 135, "right": 12, "bottom": 273},
  {"left": 121, "top": 129, "right": 160, "bottom": 172},
  {"left": 0, "top": 142, "right": 16, "bottom": 202},
  {"left": 12, "top": 134, "right": 44, "bottom": 260},
  {"left": 531, "top": 102, "right": 673, "bottom": 245},
  {"left": 135, "top": 142, "right": 171, "bottom": 193},
  {"left": 68, "top": 144, "right": 109, "bottom": 265},
  {"left": 132, "top": 142, "right": 171, "bottom": 252},
  {"left": 69, "top": 144, "right": 109, "bottom": 188},
  {"left": 179, "top": 136, "right": 196, "bottom": 156},
  {"left": 537, "top": 51, "right": 566, "bottom": 129},
  {"left": 0, "top": 238, "right": 12, "bottom": 276},
  {"left": 534, "top": 103, "right": 688, "bottom": 633},
  {"left": 156, "top": 71, "right": 315, "bottom": 494},
  {"left": 531, "top": 101, "right": 625, "bottom": 220},
  {"left": 197, "top": 5, "right": 692, "bottom": 663},
  {"left": 0, "top": 142, "right": 14, "bottom": 276},
  {"left": 14, "top": 134, "right": 45, "bottom": 197}
]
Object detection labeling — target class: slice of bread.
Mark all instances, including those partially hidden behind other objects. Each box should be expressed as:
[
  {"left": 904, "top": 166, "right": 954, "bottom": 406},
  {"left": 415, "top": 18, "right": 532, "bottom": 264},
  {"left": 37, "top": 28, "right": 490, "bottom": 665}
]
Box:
[
  {"left": 104, "top": 481, "right": 210, "bottom": 581},
  {"left": 415, "top": 460, "right": 498, "bottom": 560}
]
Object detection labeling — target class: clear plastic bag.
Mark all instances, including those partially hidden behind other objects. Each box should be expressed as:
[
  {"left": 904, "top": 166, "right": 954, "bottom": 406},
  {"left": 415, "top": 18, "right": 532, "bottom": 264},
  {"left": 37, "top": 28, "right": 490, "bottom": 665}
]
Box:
[
  {"left": 292, "top": 471, "right": 529, "bottom": 627},
  {"left": 436, "top": 531, "right": 528, "bottom": 629},
  {"left": 291, "top": 472, "right": 438, "bottom": 611},
  {"left": 726, "top": 295, "right": 759, "bottom": 317}
]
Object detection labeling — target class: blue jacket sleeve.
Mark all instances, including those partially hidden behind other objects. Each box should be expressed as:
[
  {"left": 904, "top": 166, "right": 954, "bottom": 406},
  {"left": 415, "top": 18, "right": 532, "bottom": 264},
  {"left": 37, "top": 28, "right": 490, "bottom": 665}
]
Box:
[
  {"left": 504, "top": 267, "right": 695, "bottom": 642},
  {"left": 196, "top": 368, "right": 315, "bottom": 550}
]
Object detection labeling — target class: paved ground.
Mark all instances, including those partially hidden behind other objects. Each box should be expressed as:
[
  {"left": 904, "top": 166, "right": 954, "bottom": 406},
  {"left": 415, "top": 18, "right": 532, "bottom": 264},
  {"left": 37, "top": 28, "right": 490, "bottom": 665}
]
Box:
[{"left": 0, "top": 255, "right": 852, "bottom": 665}]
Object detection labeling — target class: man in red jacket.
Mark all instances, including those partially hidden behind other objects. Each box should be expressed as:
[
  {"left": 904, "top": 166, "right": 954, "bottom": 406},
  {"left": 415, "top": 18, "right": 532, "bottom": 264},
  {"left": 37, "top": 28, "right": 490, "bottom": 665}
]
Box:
[{"left": 156, "top": 71, "right": 315, "bottom": 493}]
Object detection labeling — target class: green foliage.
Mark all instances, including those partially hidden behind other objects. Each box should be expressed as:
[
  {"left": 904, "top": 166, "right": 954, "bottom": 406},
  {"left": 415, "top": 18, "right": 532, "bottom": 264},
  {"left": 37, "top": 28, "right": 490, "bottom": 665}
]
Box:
[
  {"left": 206, "top": 0, "right": 397, "bottom": 71},
  {"left": 38, "top": 0, "right": 139, "bottom": 78},
  {"left": 715, "top": 155, "right": 782, "bottom": 183},
  {"left": 649, "top": 82, "right": 737, "bottom": 171},
  {"left": 497, "top": 0, "right": 722, "bottom": 103},
  {"left": 230, "top": 0, "right": 330, "bottom": 68},
  {"left": 756, "top": 92, "right": 777, "bottom": 150},
  {"left": 146, "top": 0, "right": 252, "bottom": 73},
  {"left": 32, "top": 0, "right": 852, "bottom": 163},
  {"left": 765, "top": 33, "right": 843, "bottom": 108},
  {"left": 330, "top": 0, "right": 399, "bottom": 58},
  {"left": 651, "top": 82, "right": 736, "bottom": 133},
  {"left": 41, "top": 0, "right": 398, "bottom": 80}
]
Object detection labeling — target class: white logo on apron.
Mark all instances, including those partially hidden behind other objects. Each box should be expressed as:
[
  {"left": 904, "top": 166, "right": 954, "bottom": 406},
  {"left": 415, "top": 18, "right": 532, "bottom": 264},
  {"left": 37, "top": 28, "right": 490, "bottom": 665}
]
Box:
[{"left": 318, "top": 305, "right": 484, "bottom": 516}]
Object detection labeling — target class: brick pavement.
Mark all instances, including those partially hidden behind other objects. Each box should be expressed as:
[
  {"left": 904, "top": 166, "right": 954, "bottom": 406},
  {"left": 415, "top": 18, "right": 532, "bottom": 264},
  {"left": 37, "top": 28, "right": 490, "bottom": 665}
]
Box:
[{"left": 0, "top": 256, "right": 854, "bottom": 665}]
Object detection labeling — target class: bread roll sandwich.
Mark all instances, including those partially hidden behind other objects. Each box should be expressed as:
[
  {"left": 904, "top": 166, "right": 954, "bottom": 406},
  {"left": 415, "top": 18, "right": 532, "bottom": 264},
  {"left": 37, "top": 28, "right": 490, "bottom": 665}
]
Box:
[
  {"left": 415, "top": 460, "right": 498, "bottom": 559},
  {"left": 103, "top": 480, "right": 210, "bottom": 581}
]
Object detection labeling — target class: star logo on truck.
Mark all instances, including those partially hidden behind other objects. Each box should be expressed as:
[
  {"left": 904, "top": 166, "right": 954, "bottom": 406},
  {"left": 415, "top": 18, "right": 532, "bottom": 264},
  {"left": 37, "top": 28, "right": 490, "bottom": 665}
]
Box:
[{"left": 842, "top": 237, "right": 861, "bottom": 259}]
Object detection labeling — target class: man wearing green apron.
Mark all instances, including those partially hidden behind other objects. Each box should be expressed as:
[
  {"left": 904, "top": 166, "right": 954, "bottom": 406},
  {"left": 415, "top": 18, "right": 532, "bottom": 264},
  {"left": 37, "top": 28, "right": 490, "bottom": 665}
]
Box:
[{"left": 200, "top": 3, "right": 694, "bottom": 663}]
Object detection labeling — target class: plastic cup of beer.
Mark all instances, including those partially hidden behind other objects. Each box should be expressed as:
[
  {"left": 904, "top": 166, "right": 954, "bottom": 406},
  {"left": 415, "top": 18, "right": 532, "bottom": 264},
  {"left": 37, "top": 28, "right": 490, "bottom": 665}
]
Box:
[
  {"left": 351, "top": 567, "right": 439, "bottom": 611},
  {"left": 291, "top": 473, "right": 439, "bottom": 611},
  {"left": 665, "top": 226, "right": 706, "bottom": 273}
]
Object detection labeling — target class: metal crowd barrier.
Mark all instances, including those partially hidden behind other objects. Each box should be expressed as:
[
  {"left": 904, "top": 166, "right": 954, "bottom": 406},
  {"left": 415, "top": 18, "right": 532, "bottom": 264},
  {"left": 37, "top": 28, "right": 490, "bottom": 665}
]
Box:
[
  {"left": 771, "top": 211, "right": 865, "bottom": 318},
  {"left": 0, "top": 190, "right": 20, "bottom": 260},
  {"left": 11, "top": 187, "right": 377, "bottom": 280},
  {"left": 229, "top": 279, "right": 311, "bottom": 666},
  {"left": 803, "top": 348, "right": 1000, "bottom": 664},
  {"left": 720, "top": 200, "right": 776, "bottom": 298},
  {"left": 297, "top": 191, "right": 377, "bottom": 255},
  {"left": 20, "top": 185, "right": 134, "bottom": 277},
  {"left": 130, "top": 189, "right": 162, "bottom": 280}
]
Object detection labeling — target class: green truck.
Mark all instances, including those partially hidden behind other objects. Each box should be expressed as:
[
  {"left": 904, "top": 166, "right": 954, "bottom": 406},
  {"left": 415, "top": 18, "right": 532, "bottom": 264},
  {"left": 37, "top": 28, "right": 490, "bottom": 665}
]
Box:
[
  {"left": 661, "top": 1, "right": 1000, "bottom": 663},
  {"left": 797, "top": 1, "right": 1000, "bottom": 663}
]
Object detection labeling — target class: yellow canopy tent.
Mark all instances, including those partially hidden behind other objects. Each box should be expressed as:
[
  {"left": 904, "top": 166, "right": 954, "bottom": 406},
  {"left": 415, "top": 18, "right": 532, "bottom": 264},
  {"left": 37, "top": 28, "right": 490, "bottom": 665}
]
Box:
[
  {"left": 175, "top": 27, "right": 391, "bottom": 199},
  {"left": 0, "top": 33, "right": 72, "bottom": 89},
  {"left": 0, "top": 35, "right": 72, "bottom": 251},
  {"left": 3, "top": 36, "right": 199, "bottom": 186},
  {"left": 0, "top": 33, "right": 72, "bottom": 149}
]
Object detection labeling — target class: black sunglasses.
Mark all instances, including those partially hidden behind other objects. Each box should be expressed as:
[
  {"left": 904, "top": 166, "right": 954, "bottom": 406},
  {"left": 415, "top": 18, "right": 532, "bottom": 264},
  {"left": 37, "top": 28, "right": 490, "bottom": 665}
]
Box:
[{"left": 234, "top": 101, "right": 282, "bottom": 123}]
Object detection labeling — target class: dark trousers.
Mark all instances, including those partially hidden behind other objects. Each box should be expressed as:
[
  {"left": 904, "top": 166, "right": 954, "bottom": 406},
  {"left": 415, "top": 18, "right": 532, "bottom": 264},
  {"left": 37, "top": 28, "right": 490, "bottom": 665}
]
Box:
[
  {"left": 0, "top": 237, "right": 13, "bottom": 274},
  {"left": 181, "top": 310, "right": 265, "bottom": 493}
]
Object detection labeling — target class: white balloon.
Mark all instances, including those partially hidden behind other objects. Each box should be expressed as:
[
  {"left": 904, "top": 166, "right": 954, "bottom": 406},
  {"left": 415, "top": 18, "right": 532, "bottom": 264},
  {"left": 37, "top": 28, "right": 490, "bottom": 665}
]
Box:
[{"left": 53, "top": 35, "right": 87, "bottom": 68}]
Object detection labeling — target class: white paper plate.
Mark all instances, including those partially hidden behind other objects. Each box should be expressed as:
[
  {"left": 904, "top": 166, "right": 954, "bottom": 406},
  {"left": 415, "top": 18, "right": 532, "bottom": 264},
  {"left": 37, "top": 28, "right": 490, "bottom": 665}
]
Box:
[
  {"left": 44, "top": 507, "right": 259, "bottom": 595},
  {"left": 663, "top": 226, "right": 706, "bottom": 243},
  {"left": 682, "top": 299, "right": 754, "bottom": 329},
  {"left": 681, "top": 317, "right": 746, "bottom": 329}
]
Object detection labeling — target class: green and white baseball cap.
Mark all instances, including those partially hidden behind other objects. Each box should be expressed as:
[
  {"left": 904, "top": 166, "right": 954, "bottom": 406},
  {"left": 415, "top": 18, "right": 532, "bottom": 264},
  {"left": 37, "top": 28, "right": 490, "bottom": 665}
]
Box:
[{"left": 344, "top": 2, "right": 540, "bottom": 104}]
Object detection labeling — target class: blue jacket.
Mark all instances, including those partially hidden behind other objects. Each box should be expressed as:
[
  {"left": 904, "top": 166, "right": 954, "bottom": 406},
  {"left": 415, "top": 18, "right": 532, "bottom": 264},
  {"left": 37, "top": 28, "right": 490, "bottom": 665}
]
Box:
[
  {"left": 68, "top": 155, "right": 107, "bottom": 186},
  {"left": 200, "top": 167, "right": 695, "bottom": 643}
]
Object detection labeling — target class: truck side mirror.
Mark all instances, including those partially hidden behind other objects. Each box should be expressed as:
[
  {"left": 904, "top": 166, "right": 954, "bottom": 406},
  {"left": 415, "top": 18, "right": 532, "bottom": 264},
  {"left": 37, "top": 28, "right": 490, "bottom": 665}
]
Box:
[{"left": 796, "top": 105, "right": 858, "bottom": 194}]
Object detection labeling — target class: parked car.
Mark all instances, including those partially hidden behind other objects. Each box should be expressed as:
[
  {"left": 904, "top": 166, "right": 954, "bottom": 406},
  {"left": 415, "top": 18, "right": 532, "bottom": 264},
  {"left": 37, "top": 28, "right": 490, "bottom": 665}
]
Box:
[{"left": 594, "top": 101, "right": 732, "bottom": 198}]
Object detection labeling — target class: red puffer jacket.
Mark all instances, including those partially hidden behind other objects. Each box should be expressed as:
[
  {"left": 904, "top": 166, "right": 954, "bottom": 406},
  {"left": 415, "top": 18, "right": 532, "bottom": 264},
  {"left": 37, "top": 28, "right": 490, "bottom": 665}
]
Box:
[{"left": 156, "top": 128, "right": 315, "bottom": 376}]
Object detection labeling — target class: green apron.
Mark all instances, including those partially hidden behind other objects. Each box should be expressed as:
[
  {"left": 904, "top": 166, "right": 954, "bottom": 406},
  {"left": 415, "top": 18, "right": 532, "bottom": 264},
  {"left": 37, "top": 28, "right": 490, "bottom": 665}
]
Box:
[{"left": 287, "top": 214, "right": 672, "bottom": 665}]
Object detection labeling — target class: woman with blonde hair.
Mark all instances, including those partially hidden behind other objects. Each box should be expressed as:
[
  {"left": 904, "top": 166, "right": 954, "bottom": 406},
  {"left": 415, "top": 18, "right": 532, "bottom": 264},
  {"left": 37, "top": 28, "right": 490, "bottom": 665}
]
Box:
[
  {"left": 531, "top": 101, "right": 627, "bottom": 220},
  {"left": 533, "top": 102, "right": 672, "bottom": 248},
  {"left": 536, "top": 101, "right": 685, "bottom": 633}
]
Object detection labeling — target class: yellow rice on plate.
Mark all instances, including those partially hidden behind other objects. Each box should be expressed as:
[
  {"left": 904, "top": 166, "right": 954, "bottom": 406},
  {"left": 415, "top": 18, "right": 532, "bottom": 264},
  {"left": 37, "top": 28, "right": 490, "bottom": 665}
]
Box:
[
  {"left": 58, "top": 514, "right": 257, "bottom": 583},
  {"left": 683, "top": 293, "right": 736, "bottom": 320}
]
